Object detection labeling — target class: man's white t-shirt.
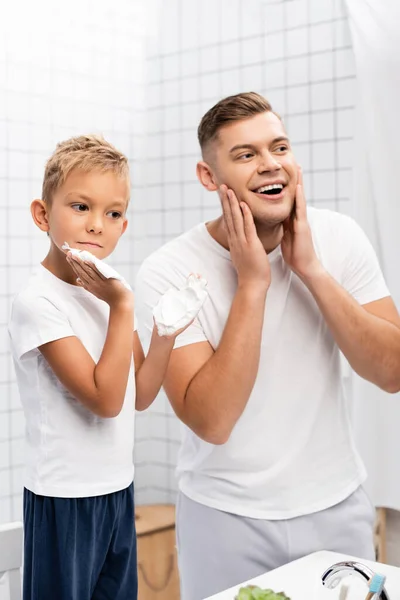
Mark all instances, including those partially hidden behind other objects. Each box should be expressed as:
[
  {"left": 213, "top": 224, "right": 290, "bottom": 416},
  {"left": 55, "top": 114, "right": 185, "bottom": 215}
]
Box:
[
  {"left": 8, "top": 265, "right": 136, "bottom": 498},
  {"left": 135, "top": 207, "right": 389, "bottom": 519}
]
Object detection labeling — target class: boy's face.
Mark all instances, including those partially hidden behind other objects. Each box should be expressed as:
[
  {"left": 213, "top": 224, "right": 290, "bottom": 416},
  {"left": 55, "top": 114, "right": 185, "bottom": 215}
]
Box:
[
  {"left": 198, "top": 112, "right": 298, "bottom": 227},
  {"left": 40, "top": 169, "right": 129, "bottom": 259}
]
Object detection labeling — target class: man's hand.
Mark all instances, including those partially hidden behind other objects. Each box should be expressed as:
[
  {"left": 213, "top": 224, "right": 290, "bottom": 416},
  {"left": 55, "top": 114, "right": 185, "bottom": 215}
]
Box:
[
  {"left": 219, "top": 185, "right": 271, "bottom": 290},
  {"left": 281, "top": 167, "right": 323, "bottom": 280}
]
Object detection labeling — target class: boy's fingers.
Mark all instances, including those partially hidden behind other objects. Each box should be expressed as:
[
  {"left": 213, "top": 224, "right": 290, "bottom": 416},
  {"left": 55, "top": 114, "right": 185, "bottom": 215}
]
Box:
[
  {"left": 70, "top": 256, "right": 105, "bottom": 282},
  {"left": 89, "top": 264, "right": 106, "bottom": 280},
  {"left": 68, "top": 258, "right": 92, "bottom": 286},
  {"left": 80, "top": 260, "right": 106, "bottom": 281},
  {"left": 73, "top": 257, "right": 96, "bottom": 280}
]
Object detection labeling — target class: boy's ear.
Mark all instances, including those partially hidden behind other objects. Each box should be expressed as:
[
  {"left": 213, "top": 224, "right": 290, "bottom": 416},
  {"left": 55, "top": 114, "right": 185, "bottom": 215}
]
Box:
[
  {"left": 196, "top": 161, "right": 219, "bottom": 192},
  {"left": 31, "top": 199, "right": 50, "bottom": 232}
]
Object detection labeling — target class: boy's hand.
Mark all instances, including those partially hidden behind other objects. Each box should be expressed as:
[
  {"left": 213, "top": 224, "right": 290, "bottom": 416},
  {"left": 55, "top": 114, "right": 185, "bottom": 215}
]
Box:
[
  {"left": 67, "top": 254, "right": 133, "bottom": 308},
  {"left": 152, "top": 318, "right": 195, "bottom": 347}
]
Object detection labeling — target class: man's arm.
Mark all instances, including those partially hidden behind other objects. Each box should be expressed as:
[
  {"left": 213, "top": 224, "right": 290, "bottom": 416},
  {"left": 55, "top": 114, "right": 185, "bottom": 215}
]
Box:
[
  {"left": 281, "top": 167, "right": 400, "bottom": 393},
  {"left": 161, "top": 185, "right": 270, "bottom": 444},
  {"left": 163, "top": 283, "right": 268, "bottom": 444},
  {"left": 302, "top": 272, "right": 400, "bottom": 393}
]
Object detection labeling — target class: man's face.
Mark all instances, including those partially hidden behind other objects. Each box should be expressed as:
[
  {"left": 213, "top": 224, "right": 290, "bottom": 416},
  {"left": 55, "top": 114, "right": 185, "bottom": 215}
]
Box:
[
  {"left": 44, "top": 169, "right": 129, "bottom": 259},
  {"left": 201, "top": 112, "right": 299, "bottom": 227}
]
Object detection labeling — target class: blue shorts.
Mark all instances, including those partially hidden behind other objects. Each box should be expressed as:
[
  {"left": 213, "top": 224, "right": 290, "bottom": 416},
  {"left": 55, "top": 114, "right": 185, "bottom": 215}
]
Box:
[{"left": 23, "top": 483, "right": 137, "bottom": 600}]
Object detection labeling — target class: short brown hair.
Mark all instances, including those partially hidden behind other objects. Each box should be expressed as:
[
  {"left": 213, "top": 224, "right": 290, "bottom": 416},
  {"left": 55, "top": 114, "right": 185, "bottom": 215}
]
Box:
[
  {"left": 42, "top": 134, "right": 130, "bottom": 204},
  {"left": 198, "top": 92, "right": 277, "bottom": 154}
]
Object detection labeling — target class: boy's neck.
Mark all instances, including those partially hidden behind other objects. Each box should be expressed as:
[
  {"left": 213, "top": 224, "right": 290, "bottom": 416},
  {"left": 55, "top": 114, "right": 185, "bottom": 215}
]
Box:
[{"left": 42, "top": 244, "right": 78, "bottom": 286}]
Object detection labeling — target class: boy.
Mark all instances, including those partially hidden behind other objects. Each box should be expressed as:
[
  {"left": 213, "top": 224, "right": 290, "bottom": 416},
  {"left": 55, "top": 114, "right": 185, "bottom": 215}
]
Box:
[{"left": 8, "top": 135, "right": 189, "bottom": 600}]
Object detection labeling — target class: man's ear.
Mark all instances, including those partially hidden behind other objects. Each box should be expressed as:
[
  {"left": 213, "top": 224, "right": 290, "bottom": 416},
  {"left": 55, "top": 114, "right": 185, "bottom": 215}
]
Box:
[
  {"left": 31, "top": 199, "right": 50, "bottom": 232},
  {"left": 196, "top": 161, "right": 219, "bottom": 192}
]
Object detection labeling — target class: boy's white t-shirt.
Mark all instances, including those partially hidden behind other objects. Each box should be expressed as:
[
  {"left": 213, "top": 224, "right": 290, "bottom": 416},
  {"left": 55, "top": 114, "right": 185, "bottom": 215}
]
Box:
[
  {"left": 8, "top": 265, "right": 136, "bottom": 498},
  {"left": 135, "top": 207, "right": 390, "bottom": 519}
]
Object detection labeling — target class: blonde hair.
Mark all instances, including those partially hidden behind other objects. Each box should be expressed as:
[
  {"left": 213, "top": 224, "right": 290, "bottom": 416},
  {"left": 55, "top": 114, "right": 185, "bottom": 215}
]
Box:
[
  {"left": 198, "top": 92, "right": 280, "bottom": 155},
  {"left": 42, "top": 135, "right": 130, "bottom": 204}
]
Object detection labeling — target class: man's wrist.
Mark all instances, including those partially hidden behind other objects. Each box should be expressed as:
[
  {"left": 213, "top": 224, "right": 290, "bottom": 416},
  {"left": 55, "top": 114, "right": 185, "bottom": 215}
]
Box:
[
  {"left": 299, "top": 263, "right": 329, "bottom": 289},
  {"left": 237, "top": 280, "right": 270, "bottom": 299}
]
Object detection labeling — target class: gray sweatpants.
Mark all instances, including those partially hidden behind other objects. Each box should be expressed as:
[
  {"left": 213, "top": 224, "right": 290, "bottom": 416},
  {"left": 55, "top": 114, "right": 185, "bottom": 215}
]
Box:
[{"left": 176, "top": 487, "right": 376, "bottom": 600}]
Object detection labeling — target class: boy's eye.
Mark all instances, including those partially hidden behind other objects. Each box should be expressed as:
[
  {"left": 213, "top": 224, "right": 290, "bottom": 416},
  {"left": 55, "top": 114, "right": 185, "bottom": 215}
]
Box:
[
  {"left": 237, "top": 153, "right": 253, "bottom": 160},
  {"left": 275, "top": 145, "right": 288, "bottom": 153},
  {"left": 107, "top": 211, "right": 122, "bottom": 219},
  {"left": 72, "top": 203, "right": 88, "bottom": 212}
]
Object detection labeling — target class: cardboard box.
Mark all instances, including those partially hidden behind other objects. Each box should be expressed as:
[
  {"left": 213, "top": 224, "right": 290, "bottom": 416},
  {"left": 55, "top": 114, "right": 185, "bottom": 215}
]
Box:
[{"left": 136, "top": 504, "right": 180, "bottom": 600}]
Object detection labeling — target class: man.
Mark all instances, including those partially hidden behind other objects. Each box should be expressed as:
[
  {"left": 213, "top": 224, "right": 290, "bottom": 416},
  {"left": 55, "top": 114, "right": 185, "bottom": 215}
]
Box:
[{"left": 135, "top": 92, "right": 400, "bottom": 600}]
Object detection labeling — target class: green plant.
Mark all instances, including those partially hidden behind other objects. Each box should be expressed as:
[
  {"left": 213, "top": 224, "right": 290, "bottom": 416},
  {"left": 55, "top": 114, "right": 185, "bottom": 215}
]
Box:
[{"left": 235, "top": 585, "right": 291, "bottom": 600}]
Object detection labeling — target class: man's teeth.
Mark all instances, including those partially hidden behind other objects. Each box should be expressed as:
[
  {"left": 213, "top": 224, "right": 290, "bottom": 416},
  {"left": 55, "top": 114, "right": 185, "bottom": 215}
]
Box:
[{"left": 255, "top": 183, "right": 284, "bottom": 194}]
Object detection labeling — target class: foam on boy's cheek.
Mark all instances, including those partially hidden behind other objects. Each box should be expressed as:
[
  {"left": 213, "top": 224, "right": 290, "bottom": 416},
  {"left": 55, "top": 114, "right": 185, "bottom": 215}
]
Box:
[{"left": 61, "top": 242, "right": 132, "bottom": 290}]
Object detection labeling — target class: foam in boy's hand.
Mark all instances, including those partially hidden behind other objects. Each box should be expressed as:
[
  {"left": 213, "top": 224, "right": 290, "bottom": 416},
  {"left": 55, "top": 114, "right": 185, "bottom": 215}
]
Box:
[
  {"left": 153, "top": 274, "right": 208, "bottom": 336},
  {"left": 62, "top": 242, "right": 132, "bottom": 290}
]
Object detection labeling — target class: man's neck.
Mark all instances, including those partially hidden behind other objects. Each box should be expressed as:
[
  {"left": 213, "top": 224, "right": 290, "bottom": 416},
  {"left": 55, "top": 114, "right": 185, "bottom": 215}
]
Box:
[{"left": 207, "top": 216, "right": 283, "bottom": 254}]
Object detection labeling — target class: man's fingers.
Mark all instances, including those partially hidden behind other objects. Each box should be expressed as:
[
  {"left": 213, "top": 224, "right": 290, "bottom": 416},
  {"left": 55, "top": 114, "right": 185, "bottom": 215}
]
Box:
[
  {"left": 219, "top": 185, "right": 235, "bottom": 236},
  {"left": 295, "top": 167, "right": 307, "bottom": 220},
  {"left": 228, "top": 190, "right": 246, "bottom": 241},
  {"left": 297, "top": 165, "right": 304, "bottom": 188},
  {"left": 240, "top": 202, "right": 257, "bottom": 241}
]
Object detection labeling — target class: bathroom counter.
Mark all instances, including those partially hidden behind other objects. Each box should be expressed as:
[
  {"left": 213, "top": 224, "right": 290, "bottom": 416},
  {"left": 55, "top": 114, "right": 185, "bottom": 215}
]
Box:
[{"left": 205, "top": 550, "right": 400, "bottom": 599}]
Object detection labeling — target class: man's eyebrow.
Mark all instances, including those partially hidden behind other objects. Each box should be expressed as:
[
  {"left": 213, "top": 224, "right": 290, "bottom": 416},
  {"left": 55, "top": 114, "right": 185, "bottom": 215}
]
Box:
[
  {"left": 229, "top": 136, "right": 290, "bottom": 154},
  {"left": 229, "top": 143, "right": 258, "bottom": 154}
]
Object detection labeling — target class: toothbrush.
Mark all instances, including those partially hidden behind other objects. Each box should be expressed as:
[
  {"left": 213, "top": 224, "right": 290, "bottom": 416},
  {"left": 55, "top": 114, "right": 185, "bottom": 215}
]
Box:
[
  {"left": 365, "top": 573, "right": 386, "bottom": 599},
  {"left": 339, "top": 583, "right": 350, "bottom": 600}
]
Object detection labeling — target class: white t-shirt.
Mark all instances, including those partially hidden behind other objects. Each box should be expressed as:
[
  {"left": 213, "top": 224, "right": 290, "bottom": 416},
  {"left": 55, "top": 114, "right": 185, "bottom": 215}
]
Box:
[
  {"left": 135, "top": 208, "right": 390, "bottom": 519},
  {"left": 8, "top": 265, "right": 136, "bottom": 498}
]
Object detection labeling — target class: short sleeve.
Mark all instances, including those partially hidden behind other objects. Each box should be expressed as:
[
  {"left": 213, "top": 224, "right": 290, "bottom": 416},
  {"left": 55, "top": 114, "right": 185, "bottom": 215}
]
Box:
[
  {"left": 338, "top": 216, "right": 390, "bottom": 305},
  {"left": 135, "top": 261, "right": 208, "bottom": 353},
  {"left": 9, "top": 294, "right": 75, "bottom": 360}
]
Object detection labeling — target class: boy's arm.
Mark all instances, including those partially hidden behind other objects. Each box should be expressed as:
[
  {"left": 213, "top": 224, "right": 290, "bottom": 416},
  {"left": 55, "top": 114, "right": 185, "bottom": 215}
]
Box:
[
  {"left": 39, "top": 254, "right": 134, "bottom": 418},
  {"left": 134, "top": 322, "right": 195, "bottom": 411},
  {"left": 40, "top": 300, "right": 134, "bottom": 418},
  {"left": 133, "top": 329, "right": 173, "bottom": 411}
]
